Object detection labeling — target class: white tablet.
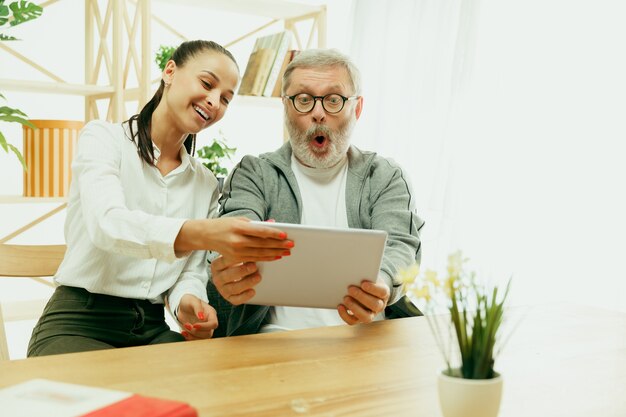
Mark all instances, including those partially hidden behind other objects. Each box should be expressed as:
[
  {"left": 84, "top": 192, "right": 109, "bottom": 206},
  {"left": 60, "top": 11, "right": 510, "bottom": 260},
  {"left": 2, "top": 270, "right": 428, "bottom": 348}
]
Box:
[{"left": 249, "top": 221, "right": 388, "bottom": 309}]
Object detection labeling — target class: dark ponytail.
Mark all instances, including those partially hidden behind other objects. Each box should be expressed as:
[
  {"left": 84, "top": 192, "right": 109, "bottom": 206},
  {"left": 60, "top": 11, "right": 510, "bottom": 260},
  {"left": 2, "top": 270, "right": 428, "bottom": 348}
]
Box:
[{"left": 126, "top": 40, "right": 238, "bottom": 165}]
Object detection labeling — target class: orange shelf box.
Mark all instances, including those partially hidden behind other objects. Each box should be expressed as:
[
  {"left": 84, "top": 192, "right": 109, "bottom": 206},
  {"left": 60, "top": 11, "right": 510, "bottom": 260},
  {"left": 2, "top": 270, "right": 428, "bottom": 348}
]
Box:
[{"left": 22, "top": 120, "right": 84, "bottom": 197}]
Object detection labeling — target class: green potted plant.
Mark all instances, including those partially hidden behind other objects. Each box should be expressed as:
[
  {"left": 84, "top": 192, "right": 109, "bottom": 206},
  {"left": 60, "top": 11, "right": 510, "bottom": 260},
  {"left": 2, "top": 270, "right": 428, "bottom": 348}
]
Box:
[
  {"left": 0, "top": 0, "right": 43, "bottom": 169},
  {"left": 196, "top": 134, "right": 236, "bottom": 191},
  {"left": 155, "top": 44, "right": 176, "bottom": 72},
  {"left": 399, "top": 252, "right": 512, "bottom": 417}
]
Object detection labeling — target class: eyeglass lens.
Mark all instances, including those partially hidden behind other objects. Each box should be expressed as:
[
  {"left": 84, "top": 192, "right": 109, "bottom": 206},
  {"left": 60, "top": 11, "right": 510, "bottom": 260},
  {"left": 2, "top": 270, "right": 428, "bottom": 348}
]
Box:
[{"left": 293, "top": 94, "right": 345, "bottom": 114}]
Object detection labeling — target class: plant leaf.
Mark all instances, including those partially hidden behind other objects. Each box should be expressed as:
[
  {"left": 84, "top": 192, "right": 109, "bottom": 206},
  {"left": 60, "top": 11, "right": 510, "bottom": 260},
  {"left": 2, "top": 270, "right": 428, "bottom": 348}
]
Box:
[
  {"left": 0, "top": 105, "right": 28, "bottom": 117},
  {"left": 154, "top": 45, "right": 176, "bottom": 71},
  {"left": 0, "top": 1, "right": 9, "bottom": 26},
  {"left": 0, "top": 114, "right": 36, "bottom": 128},
  {"left": 0, "top": 32, "right": 18, "bottom": 40},
  {"left": 0, "top": 130, "right": 8, "bottom": 152},
  {"left": 8, "top": 1, "right": 42, "bottom": 27},
  {"left": 196, "top": 138, "right": 236, "bottom": 177},
  {"left": 7, "top": 143, "right": 27, "bottom": 170}
]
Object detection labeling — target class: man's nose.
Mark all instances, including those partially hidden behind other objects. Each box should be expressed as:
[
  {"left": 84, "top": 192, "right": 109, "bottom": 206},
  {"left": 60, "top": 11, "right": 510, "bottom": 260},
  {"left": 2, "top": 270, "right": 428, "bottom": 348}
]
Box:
[{"left": 310, "top": 99, "right": 326, "bottom": 123}]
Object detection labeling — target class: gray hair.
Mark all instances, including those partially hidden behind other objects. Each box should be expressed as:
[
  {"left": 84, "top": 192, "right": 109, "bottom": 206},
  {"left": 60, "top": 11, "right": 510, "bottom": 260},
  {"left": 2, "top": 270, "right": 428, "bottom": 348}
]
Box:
[{"left": 281, "top": 48, "right": 362, "bottom": 96}]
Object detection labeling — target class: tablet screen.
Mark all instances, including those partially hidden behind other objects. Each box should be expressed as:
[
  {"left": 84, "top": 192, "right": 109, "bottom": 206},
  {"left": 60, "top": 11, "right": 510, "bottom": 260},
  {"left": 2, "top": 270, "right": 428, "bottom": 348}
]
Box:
[{"left": 249, "top": 221, "right": 388, "bottom": 309}]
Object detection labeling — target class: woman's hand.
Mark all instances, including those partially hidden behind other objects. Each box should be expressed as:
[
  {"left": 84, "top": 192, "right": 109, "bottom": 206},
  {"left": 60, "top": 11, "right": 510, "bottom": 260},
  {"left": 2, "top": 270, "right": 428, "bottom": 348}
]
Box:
[
  {"left": 175, "top": 217, "right": 293, "bottom": 263},
  {"left": 177, "top": 294, "right": 218, "bottom": 340}
]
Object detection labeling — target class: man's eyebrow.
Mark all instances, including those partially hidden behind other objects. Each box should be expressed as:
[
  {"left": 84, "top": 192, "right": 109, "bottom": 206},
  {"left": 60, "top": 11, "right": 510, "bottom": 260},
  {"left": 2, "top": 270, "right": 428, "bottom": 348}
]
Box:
[{"left": 293, "top": 82, "right": 346, "bottom": 92}]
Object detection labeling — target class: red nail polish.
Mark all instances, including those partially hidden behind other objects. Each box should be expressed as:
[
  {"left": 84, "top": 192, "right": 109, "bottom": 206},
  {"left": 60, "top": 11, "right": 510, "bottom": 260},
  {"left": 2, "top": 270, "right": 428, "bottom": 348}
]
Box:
[
  {"left": 197, "top": 311, "right": 205, "bottom": 320},
  {"left": 282, "top": 251, "right": 291, "bottom": 256},
  {"left": 279, "top": 232, "right": 287, "bottom": 239},
  {"left": 181, "top": 331, "right": 189, "bottom": 337},
  {"left": 193, "top": 324, "right": 202, "bottom": 329},
  {"left": 184, "top": 323, "right": 192, "bottom": 331},
  {"left": 286, "top": 241, "right": 294, "bottom": 248},
  {"left": 274, "top": 256, "right": 282, "bottom": 260}
]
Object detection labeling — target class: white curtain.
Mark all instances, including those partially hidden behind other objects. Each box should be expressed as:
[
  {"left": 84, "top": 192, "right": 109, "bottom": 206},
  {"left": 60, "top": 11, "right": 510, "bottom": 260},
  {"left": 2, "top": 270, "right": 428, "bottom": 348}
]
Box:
[
  {"left": 350, "top": 0, "right": 626, "bottom": 311},
  {"left": 349, "top": 0, "right": 480, "bottom": 270}
]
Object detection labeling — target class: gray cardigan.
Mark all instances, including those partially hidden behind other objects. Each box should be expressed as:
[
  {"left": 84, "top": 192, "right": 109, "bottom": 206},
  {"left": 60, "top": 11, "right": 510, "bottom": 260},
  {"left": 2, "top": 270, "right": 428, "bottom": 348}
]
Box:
[{"left": 208, "top": 142, "right": 425, "bottom": 336}]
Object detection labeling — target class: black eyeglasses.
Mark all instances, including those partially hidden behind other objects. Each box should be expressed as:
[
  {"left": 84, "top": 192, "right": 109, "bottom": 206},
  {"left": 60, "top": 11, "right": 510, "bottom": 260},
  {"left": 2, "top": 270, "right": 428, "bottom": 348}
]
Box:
[{"left": 283, "top": 93, "right": 358, "bottom": 114}]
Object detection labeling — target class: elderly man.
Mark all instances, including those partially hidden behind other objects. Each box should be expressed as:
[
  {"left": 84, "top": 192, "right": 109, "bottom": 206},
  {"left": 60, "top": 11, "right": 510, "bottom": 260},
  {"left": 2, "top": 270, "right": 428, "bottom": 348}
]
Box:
[{"left": 206, "top": 48, "right": 424, "bottom": 337}]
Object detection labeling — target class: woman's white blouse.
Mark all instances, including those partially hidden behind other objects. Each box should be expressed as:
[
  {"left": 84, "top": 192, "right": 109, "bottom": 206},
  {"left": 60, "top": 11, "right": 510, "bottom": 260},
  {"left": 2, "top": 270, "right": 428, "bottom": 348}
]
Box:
[{"left": 55, "top": 120, "right": 218, "bottom": 316}]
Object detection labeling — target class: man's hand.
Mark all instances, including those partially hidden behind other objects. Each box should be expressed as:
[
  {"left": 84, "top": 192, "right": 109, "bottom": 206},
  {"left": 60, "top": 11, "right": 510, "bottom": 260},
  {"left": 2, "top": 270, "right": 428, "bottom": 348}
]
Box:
[
  {"left": 211, "top": 255, "right": 261, "bottom": 305},
  {"left": 177, "top": 294, "right": 218, "bottom": 340},
  {"left": 338, "top": 280, "right": 390, "bottom": 325}
]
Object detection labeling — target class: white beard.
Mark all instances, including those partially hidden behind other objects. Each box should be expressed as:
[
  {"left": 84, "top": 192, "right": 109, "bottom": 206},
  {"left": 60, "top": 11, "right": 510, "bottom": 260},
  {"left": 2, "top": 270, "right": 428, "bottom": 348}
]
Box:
[{"left": 286, "top": 115, "right": 355, "bottom": 169}]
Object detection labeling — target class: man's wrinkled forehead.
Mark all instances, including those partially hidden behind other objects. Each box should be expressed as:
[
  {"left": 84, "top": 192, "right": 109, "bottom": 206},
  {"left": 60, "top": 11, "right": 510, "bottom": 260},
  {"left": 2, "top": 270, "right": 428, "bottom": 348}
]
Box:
[{"left": 286, "top": 66, "right": 353, "bottom": 93}]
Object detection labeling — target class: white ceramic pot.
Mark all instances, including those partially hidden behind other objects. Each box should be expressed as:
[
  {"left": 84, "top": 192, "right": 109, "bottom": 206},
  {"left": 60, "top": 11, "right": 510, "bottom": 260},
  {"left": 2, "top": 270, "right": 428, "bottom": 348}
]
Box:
[{"left": 437, "top": 369, "right": 503, "bottom": 417}]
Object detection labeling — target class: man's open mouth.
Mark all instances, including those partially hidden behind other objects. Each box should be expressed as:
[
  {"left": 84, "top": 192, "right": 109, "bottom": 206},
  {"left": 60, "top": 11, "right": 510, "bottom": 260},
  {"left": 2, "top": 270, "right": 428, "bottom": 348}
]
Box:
[{"left": 312, "top": 135, "right": 327, "bottom": 148}]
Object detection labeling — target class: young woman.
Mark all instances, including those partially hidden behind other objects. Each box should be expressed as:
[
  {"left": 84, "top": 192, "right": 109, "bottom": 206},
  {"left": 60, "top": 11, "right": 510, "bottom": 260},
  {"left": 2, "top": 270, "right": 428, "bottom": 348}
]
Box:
[{"left": 27, "top": 40, "right": 291, "bottom": 357}]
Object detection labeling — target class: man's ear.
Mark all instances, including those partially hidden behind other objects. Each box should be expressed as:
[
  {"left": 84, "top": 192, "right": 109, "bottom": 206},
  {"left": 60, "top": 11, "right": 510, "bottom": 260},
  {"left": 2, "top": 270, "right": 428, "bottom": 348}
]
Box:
[{"left": 355, "top": 96, "right": 364, "bottom": 120}]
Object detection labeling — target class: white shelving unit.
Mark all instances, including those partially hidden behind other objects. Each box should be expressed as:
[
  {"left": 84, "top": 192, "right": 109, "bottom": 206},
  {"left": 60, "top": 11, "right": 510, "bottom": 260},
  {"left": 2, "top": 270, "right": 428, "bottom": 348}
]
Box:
[{"left": 0, "top": 0, "right": 327, "bottom": 123}]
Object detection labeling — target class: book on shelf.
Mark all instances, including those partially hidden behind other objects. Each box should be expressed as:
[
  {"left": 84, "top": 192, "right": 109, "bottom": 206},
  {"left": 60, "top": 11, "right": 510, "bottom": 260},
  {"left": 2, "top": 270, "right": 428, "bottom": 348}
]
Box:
[
  {"left": 0, "top": 379, "right": 197, "bottom": 417},
  {"left": 271, "top": 49, "right": 301, "bottom": 97},
  {"left": 261, "top": 31, "right": 292, "bottom": 97},
  {"left": 238, "top": 48, "right": 275, "bottom": 96},
  {"left": 238, "top": 30, "right": 292, "bottom": 97}
]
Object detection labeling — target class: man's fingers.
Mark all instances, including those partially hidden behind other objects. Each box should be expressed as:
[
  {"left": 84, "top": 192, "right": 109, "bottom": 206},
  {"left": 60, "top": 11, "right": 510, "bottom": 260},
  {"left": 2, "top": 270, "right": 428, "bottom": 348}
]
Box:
[
  {"left": 360, "top": 280, "right": 390, "bottom": 301},
  {"left": 223, "top": 273, "right": 261, "bottom": 297},
  {"left": 226, "top": 288, "right": 256, "bottom": 306},
  {"left": 211, "top": 255, "right": 240, "bottom": 271},
  {"left": 342, "top": 296, "right": 376, "bottom": 323},
  {"left": 338, "top": 304, "right": 360, "bottom": 326},
  {"left": 348, "top": 285, "right": 386, "bottom": 313},
  {"left": 211, "top": 257, "right": 261, "bottom": 305},
  {"left": 212, "top": 261, "right": 257, "bottom": 285}
]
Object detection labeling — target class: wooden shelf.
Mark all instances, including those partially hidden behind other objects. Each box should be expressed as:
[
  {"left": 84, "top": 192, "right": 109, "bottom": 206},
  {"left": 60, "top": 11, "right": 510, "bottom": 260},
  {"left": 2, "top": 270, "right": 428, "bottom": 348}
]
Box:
[
  {"left": 0, "top": 79, "right": 114, "bottom": 97},
  {"left": 0, "top": 196, "right": 67, "bottom": 204}
]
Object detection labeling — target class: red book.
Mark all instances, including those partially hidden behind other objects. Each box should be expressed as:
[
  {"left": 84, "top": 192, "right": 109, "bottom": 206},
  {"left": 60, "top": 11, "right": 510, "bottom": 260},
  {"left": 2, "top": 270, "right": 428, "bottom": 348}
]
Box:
[
  {"left": 82, "top": 394, "right": 197, "bottom": 417},
  {"left": 0, "top": 379, "right": 198, "bottom": 417}
]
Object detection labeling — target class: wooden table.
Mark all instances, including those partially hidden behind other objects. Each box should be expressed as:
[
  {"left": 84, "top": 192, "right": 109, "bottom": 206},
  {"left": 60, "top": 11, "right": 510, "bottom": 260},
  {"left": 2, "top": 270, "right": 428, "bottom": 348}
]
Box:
[{"left": 1, "top": 304, "right": 625, "bottom": 416}]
